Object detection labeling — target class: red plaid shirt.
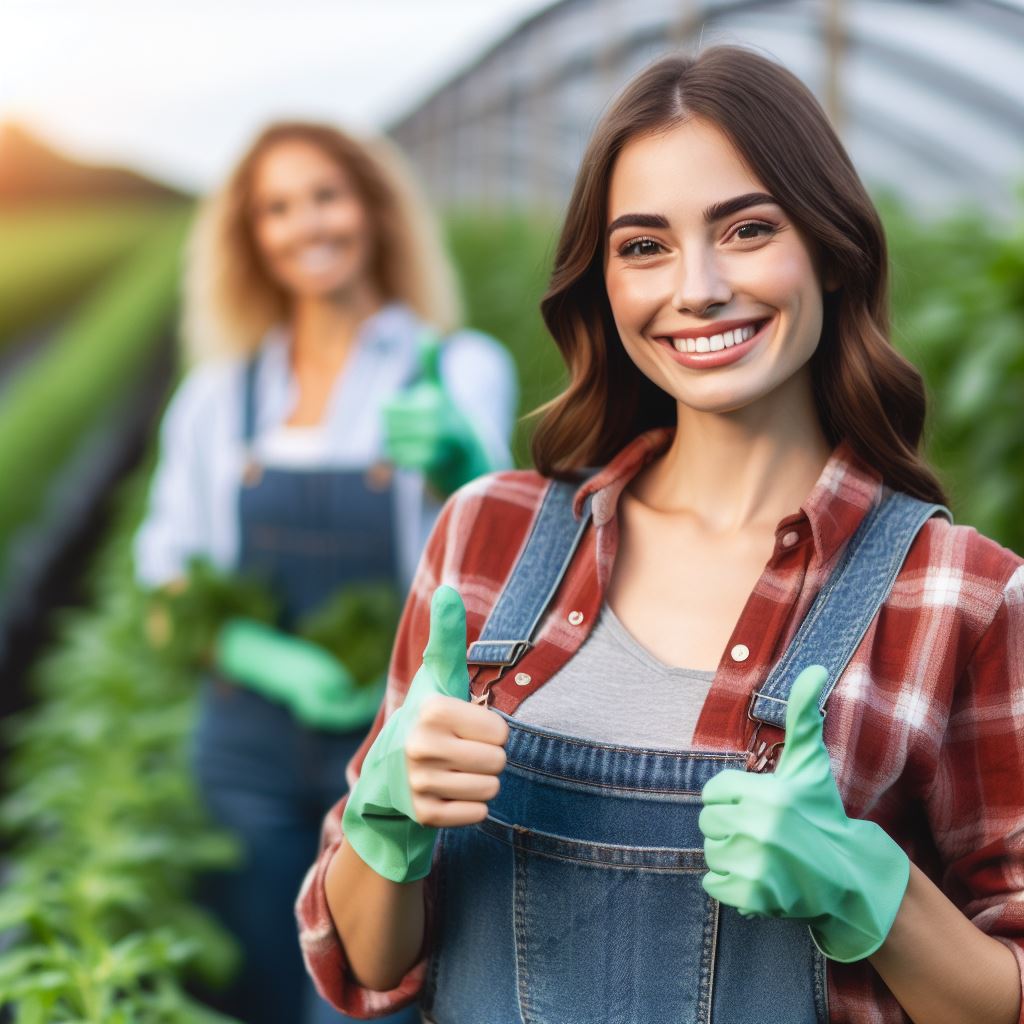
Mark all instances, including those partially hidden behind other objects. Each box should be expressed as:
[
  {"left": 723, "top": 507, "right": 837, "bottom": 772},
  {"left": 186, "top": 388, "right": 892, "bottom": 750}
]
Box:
[{"left": 297, "top": 429, "right": 1024, "bottom": 1023}]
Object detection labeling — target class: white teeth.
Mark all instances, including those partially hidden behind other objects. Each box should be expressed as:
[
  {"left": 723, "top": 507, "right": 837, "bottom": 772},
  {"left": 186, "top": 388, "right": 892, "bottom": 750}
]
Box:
[
  {"left": 667, "top": 321, "right": 762, "bottom": 355},
  {"left": 298, "top": 244, "right": 338, "bottom": 270}
]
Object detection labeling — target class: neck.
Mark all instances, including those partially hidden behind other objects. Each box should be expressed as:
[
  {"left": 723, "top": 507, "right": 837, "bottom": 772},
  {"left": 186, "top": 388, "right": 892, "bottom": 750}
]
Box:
[
  {"left": 289, "top": 281, "right": 383, "bottom": 369},
  {"left": 635, "top": 369, "right": 832, "bottom": 534}
]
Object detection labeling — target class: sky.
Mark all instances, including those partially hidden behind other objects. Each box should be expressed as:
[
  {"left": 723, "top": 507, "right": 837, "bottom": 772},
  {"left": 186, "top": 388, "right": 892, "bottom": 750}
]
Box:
[{"left": 0, "top": 0, "right": 553, "bottom": 191}]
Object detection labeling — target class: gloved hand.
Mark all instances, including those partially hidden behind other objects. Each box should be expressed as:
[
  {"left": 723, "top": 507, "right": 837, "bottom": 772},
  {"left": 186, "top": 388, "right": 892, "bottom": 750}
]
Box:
[
  {"left": 215, "top": 618, "right": 383, "bottom": 731},
  {"left": 342, "top": 585, "right": 472, "bottom": 883},
  {"left": 698, "top": 665, "right": 910, "bottom": 963},
  {"left": 382, "top": 334, "right": 492, "bottom": 497}
]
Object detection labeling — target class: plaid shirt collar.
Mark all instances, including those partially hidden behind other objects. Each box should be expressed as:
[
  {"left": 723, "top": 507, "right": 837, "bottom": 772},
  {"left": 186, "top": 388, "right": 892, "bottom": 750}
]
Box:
[{"left": 573, "top": 428, "right": 885, "bottom": 567}]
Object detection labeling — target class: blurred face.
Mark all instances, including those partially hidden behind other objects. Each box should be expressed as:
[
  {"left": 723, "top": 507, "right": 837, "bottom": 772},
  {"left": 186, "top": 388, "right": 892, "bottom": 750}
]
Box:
[
  {"left": 250, "top": 138, "right": 374, "bottom": 300},
  {"left": 604, "top": 117, "right": 825, "bottom": 417}
]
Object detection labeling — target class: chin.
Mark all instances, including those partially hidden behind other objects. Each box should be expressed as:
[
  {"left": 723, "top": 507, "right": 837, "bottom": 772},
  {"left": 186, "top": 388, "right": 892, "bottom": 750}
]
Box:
[{"left": 287, "top": 271, "right": 365, "bottom": 301}]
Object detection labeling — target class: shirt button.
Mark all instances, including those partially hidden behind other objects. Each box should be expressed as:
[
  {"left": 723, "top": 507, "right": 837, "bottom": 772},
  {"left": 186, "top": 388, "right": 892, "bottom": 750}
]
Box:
[
  {"left": 730, "top": 644, "right": 750, "bottom": 663},
  {"left": 567, "top": 610, "right": 585, "bottom": 626},
  {"left": 781, "top": 530, "right": 799, "bottom": 548},
  {"left": 514, "top": 672, "right": 532, "bottom": 686}
]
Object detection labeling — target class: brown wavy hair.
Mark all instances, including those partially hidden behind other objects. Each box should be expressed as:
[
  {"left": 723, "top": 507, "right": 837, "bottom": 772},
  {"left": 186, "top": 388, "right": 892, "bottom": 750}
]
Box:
[
  {"left": 183, "top": 121, "right": 461, "bottom": 361},
  {"left": 532, "top": 46, "right": 946, "bottom": 504}
]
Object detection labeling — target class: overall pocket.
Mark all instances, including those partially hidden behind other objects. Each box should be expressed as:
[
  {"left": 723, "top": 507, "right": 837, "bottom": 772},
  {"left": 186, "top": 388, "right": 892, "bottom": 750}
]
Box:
[
  {"left": 507, "top": 821, "right": 718, "bottom": 1024},
  {"left": 423, "top": 822, "right": 522, "bottom": 1024}
]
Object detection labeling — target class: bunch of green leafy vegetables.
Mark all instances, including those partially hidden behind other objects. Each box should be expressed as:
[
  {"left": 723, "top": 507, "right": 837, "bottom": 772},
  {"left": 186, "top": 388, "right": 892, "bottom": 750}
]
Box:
[{"left": 148, "top": 560, "right": 401, "bottom": 687}]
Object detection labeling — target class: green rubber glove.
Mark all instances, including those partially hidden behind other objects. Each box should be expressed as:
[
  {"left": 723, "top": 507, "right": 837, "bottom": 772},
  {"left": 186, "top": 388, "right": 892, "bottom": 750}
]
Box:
[
  {"left": 342, "top": 585, "right": 469, "bottom": 882},
  {"left": 382, "top": 335, "right": 492, "bottom": 496},
  {"left": 215, "top": 618, "right": 383, "bottom": 731},
  {"left": 698, "top": 665, "right": 910, "bottom": 963}
]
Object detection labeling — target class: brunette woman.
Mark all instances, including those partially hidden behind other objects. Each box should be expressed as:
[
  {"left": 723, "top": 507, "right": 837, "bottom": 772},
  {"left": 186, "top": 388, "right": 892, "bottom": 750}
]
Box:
[
  {"left": 134, "top": 121, "right": 516, "bottom": 1024},
  {"left": 298, "top": 50, "right": 1023, "bottom": 1023}
]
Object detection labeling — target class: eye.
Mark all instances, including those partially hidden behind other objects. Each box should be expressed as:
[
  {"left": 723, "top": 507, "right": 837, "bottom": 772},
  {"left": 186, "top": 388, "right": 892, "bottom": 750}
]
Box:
[
  {"left": 314, "top": 185, "right": 340, "bottom": 204},
  {"left": 731, "top": 221, "right": 776, "bottom": 242},
  {"left": 617, "top": 235, "right": 664, "bottom": 259},
  {"left": 259, "top": 199, "right": 288, "bottom": 218}
]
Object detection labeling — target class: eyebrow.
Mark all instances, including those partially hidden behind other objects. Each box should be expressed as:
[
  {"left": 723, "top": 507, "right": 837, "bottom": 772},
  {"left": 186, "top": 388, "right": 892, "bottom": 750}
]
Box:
[{"left": 606, "top": 192, "right": 780, "bottom": 238}]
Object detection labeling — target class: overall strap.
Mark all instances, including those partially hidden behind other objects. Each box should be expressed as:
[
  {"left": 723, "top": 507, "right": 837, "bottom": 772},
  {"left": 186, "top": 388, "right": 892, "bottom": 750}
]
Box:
[
  {"left": 467, "top": 475, "right": 596, "bottom": 668},
  {"left": 242, "top": 354, "right": 259, "bottom": 446},
  {"left": 749, "top": 491, "right": 951, "bottom": 729}
]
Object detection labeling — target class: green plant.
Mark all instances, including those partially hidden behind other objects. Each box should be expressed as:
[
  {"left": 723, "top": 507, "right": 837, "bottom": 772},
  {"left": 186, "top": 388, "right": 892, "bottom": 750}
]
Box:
[
  {"left": 445, "top": 212, "right": 564, "bottom": 465},
  {"left": 0, "top": 211, "right": 190, "bottom": 581},
  {"left": 0, "top": 476, "right": 242, "bottom": 1022},
  {"left": 145, "top": 559, "right": 279, "bottom": 670},
  {"left": 298, "top": 582, "right": 402, "bottom": 685},
  {"left": 0, "top": 203, "right": 185, "bottom": 345},
  {"left": 883, "top": 193, "right": 1024, "bottom": 552}
]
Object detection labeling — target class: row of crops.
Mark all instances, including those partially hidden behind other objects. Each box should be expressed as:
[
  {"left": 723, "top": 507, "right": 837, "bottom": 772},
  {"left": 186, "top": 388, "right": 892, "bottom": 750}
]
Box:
[
  {"left": 0, "top": 201, "right": 203, "bottom": 1021},
  {"left": 1, "top": 197, "right": 1022, "bottom": 1022},
  {"left": 0, "top": 206, "right": 190, "bottom": 614}
]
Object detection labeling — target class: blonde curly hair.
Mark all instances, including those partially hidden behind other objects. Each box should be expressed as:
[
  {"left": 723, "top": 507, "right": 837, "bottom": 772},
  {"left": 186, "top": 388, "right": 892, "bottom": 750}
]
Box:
[{"left": 182, "top": 121, "right": 462, "bottom": 362}]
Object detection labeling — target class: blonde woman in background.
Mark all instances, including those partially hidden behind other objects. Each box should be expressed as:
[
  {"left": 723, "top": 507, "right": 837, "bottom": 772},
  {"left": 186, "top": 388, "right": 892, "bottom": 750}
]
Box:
[{"left": 134, "top": 121, "right": 516, "bottom": 1024}]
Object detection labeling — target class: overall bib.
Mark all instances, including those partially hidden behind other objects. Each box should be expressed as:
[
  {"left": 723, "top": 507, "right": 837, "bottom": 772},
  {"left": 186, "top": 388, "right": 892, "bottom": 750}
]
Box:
[
  {"left": 422, "top": 478, "right": 947, "bottom": 1023},
  {"left": 192, "top": 356, "right": 417, "bottom": 1024}
]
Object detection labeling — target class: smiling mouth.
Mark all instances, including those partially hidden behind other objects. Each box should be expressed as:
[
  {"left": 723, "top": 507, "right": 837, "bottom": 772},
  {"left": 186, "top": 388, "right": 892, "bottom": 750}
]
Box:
[
  {"left": 296, "top": 243, "right": 344, "bottom": 271},
  {"left": 657, "top": 319, "right": 769, "bottom": 354}
]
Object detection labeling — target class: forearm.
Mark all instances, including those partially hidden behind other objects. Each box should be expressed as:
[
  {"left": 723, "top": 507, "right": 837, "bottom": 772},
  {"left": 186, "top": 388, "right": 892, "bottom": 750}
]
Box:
[
  {"left": 869, "top": 862, "right": 1022, "bottom": 1024},
  {"left": 324, "top": 838, "right": 426, "bottom": 991}
]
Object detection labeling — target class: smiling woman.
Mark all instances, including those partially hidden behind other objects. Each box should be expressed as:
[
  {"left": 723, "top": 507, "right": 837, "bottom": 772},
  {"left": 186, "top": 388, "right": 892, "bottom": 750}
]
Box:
[{"left": 299, "top": 47, "right": 1023, "bottom": 1024}]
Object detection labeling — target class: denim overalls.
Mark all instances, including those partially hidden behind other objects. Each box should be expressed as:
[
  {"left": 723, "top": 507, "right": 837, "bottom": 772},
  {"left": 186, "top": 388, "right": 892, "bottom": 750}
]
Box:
[
  {"left": 192, "top": 356, "right": 418, "bottom": 1024},
  {"left": 422, "top": 479, "right": 947, "bottom": 1023}
]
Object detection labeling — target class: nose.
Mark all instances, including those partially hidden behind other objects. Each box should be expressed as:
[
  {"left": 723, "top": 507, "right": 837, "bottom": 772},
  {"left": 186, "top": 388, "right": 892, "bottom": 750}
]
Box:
[
  {"left": 285, "top": 197, "right": 326, "bottom": 243},
  {"left": 671, "top": 247, "right": 731, "bottom": 316}
]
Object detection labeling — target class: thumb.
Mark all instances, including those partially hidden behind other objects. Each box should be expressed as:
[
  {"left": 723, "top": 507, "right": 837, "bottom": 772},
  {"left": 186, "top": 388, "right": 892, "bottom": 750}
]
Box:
[
  {"left": 774, "top": 664, "right": 830, "bottom": 778},
  {"left": 421, "top": 585, "right": 469, "bottom": 700},
  {"left": 417, "top": 335, "right": 443, "bottom": 388}
]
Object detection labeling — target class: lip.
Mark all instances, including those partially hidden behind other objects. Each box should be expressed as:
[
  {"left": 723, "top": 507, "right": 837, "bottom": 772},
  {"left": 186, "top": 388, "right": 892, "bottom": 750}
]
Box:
[
  {"left": 655, "top": 316, "right": 773, "bottom": 370},
  {"left": 660, "top": 317, "right": 765, "bottom": 341}
]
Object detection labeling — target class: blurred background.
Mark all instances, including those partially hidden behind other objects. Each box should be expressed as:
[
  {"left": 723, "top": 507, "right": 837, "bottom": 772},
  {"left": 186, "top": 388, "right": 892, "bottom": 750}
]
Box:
[{"left": 1, "top": 0, "right": 1022, "bottom": 1020}]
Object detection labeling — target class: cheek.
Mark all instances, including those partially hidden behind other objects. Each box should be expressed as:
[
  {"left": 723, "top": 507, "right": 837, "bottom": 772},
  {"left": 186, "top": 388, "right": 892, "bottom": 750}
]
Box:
[
  {"left": 746, "top": 247, "right": 819, "bottom": 311},
  {"left": 604, "top": 266, "right": 668, "bottom": 329},
  {"left": 252, "top": 218, "right": 289, "bottom": 263},
  {"left": 330, "top": 200, "right": 372, "bottom": 245}
]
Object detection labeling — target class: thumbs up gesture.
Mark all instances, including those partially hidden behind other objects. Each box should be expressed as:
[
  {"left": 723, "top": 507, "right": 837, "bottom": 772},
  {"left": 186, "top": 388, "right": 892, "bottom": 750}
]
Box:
[
  {"left": 698, "top": 666, "right": 910, "bottom": 962},
  {"left": 382, "top": 335, "right": 492, "bottom": 497},
  {"left": 342, "top": 586, "right": 508, "bottom": 882}
]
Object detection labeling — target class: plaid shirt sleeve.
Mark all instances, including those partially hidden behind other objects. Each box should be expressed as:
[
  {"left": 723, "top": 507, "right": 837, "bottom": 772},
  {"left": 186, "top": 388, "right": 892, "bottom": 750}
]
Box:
[
  {"left": 294, "top": 496, "right": 454, "bottom": 1018},
  {"left": 929, "top": 562, "right": 1024, "bottom": 1021}
]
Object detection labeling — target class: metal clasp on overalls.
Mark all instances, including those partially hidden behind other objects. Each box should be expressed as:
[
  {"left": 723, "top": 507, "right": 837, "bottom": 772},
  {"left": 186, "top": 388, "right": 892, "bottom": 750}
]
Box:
[
  {"left": 745, "top": 690, "right": 786, "bottom": 773},
  {"left": 466, "top": 640, "right": 532, "bottom": 706},
  {"left": 744, "top": 689, "right": 827, "bottom": 773}
]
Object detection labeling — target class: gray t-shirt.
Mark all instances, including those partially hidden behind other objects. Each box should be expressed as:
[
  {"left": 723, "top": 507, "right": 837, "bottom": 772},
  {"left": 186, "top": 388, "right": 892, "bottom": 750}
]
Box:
[{"left": 513, "top": 604, "right": 715, "bottom": 749}]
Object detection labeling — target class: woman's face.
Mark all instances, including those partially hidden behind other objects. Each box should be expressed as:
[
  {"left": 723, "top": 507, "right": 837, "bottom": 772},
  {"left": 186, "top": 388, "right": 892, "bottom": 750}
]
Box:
[
  {"left": 250, "top": 138, "right": 374, "bottom": 300},
  {"left": 604, "top": 117, "right": 825, "bottom": 418}
]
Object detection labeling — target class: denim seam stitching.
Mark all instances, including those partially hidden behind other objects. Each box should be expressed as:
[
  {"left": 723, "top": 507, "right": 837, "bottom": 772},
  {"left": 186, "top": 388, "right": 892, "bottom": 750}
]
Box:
[
  {"left": 503, "top": 760, "right": 743, "bottom": 795},
  {"left": 699, "top": 896, "right": 719, "bottom": 1023},
  {"left": 513, "top": 838, "right": 533, "bottom": 1024}
]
